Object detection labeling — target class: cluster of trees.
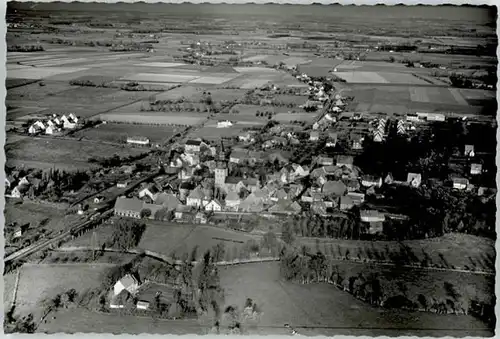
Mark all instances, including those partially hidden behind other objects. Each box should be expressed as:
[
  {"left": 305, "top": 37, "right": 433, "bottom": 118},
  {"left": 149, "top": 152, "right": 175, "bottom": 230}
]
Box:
[
  {"left": 279, "top": 245, "right": 488, "bottom": 316},
  {"left": 4, "top": 309, "right": 36, "bottom": 334},
  {"left": 106, "top": 218, "right": 146, "bottom": 250},
  {"left": 88, "top": 152, "right": 148, "bottom": 168},
  {"left": 254, "top": 110, "right": 276, "bottom": 119},
  {"left": 281, "top": 214, "right": 361, "bottom": 240},
  {"left": 216, "top": 298, "right": 262, "bottom": 334},
  {"left": 8, "top": 45, "right": 44, "bottom": 52}
]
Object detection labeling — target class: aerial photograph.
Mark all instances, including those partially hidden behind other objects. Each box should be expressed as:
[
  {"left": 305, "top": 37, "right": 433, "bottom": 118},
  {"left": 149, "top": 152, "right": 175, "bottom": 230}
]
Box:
[{"left": 3, "top": 1, "right": 497, "bottom": 337}]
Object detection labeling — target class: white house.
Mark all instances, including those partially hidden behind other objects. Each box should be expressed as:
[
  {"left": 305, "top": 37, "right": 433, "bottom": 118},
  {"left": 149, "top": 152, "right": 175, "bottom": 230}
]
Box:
[
  {"left": 186, "top": 188, "right": 204, "bottom": 207},
  {"left": 205, "top": 199, "right": 222, "bottom": 212},
  {"left": 136, "top": 300, "right": 150, "bottom": 310},
  {"left": 127, "top": 136, "right": 150, "bottom": 146},
  {"left": 113, "top": 274, "right": 140, "bottom": 296},
  {"left": 470, "top": 163, "right": 482, "bottom": 175},
  {"left": 407, "top": 173, "right": 422, "bottom": 188},
  {"left": 62, "top": 115, "right": 77, "bottom": 129},
  {"left": 46, "top": 125, "right": 55, "bottom": 135},
  {"left": 464, "top": 145, "right": 475, "bottom": 157},
  {"left": 361, "top": 175, "right": 382, "bottom": 188},
  {"left": 185, "top": 139, "right": 206, "bottom": 153},
  {"left": 360, "top": 210, "right": 385, "bottom": 223},
  {"left": 217, "top": 120, "right": 233, "bottom": 128},
  {"left": 69, "top": 113, "right": 79, "bottom": 123},
  {"left": 117, "top": 181, "right": 128, "bottom": 188},
  {"left": 28, "top": 125, "right": 38, "bottom": 134},
  {"left": 452, "top": 177, "right": 468, "bottom": 190},
  {"left": 34, "top": 121, "right": 46, "bottom": 130}
]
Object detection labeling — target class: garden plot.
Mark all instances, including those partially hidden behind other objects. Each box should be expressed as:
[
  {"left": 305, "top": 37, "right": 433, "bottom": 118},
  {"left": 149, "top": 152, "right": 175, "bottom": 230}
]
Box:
[
  {"left": 191, "top": 126, "right": 247, "bottom": 140},
  {"left": 7, "top": 66, "right": 90, "bottom": 80}
]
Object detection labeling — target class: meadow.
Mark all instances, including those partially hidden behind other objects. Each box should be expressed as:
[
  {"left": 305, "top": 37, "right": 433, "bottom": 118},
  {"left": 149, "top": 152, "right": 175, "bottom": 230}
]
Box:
[
  {"left": 11, "top": 263, "right": 115, "bottom": 319},
  {"left": 73, "top": 123, "right": 181, "bottom": 145},
  {"left": 218, "top": 262, "right": 492, "bottom": 336},
  {"left": 5, "top": 138, "right": 147, "bottom": 170}
]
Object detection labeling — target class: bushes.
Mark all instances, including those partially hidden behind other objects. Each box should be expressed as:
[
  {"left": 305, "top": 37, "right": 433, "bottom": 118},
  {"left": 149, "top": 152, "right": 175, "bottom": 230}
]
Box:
[{"left": 8, "top": 45, "right": 44, "bottom": 52}]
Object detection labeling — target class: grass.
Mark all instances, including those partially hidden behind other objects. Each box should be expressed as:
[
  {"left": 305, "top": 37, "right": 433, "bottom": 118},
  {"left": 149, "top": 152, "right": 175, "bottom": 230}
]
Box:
[
  {"left": 73, "top": 123, "right": 181, "bottom": 144},
  {"left": 13, "top": 263, "right": 115, "bottom": 319},
  {"left": 137, "top": 223, "right": 258, "bottom": 260},
  {"left": 217, "top": 262, "right": 492, "bottom": 336},
  {"left": 5, "top": 138, "right": 147, "bottom": 170},
  {"left": 7, "top": 80, "right": 74, "bottom": 101},
  {"left": 37, "top": 308, "right": 204, "bottom": 334},
  {"left": 297, "top": 233, "right": 495, "bottom": 273}
]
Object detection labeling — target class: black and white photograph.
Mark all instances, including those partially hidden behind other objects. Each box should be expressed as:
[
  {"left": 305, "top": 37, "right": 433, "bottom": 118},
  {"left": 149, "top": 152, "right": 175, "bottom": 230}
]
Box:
[{"left": 3, "top": 1, "right": 498, "bottom": 336}]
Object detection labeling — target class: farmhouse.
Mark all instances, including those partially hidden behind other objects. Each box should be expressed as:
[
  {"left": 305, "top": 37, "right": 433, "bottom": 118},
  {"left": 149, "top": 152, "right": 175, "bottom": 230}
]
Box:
[
  {"left": 114, "top": 197, "right": 143, "bottom": 219},
  {"left": 205, "top": 199, "right": 223, "bottom": 211},
  {"left": 452, "top": 177, "right": 469, "bottom": 190},
  {"left": 407, "top": 173, "right": 422, "bottom": 188},
  {"left": 470, "top": 163, "right": 482, "bottom": 175},
  {"left": 361, "top": 175, "right": 382, "bottom": 188},
  {"left": 217, "top": 120, "right": 233, "bottom": 128},
  {"left": 185, "top": 139, "right": 207, "bottom": 153},
  {"left": 114, "top": 274, "right": 141, "bottom": 296},
  {"left": 336, "top": 155, "right": 354, "bottom": 169},
  {"left": 464, "top": 144, "right": 475, "bottom": 157},
  {"left": 127, "top": 136, "right": 150, "bottom": 146},
  {"left": 360, "top": 210, "right": 385, "bottom": 223}
]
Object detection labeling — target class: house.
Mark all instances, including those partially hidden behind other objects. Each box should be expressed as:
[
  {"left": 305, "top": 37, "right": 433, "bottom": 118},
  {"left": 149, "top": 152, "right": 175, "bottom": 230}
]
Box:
[
  {"left": 155, "top": 193, "right": 181, "bottom": 211},
  {"left": 136, "top": 300, "right": 150, "bottom": 310},
  {"left": 238, "top": 132, "right": 255, "bottom": 143},
  {"left": 175, "top": 205, "right": 193, "bottom": 221},
  {"left": 271, "top": 188, "right": 289, "bottom": 202},
  {"left": 464, "top": 145, "right": 475, "bottom": 157},
  {"left": 309, "top": 131, "right": 320, "bottom": 141},
  {"left": 452, "top": 177, "right": 469, "bottom": 190},
  {"left": 397, "top": 120, "right": 406, "bottom": 135},
  {"left": 301, "top": 188, "right": 324, "bottom": 203},
  {"left": 138, "top": 185, "right": 161, "bottom": 201},
  {"left": 94, "top": 196, "right": 104, "bottom": 204},
  {"left": 322, "top": 180, "right": 347, "bottom": 197},
  {"left": 406, "top": 113, "right": 420, "bottom": 122},
  {"left": 114, "top": 197, "right": 143, "bottom": 219},
  {"left": 113, "top": 274, "right": 140, "bottom": 296},
  {"left": 407, "top": 173, "right": 422, "bottom": 188},
  {"left": 360, "top": 210, "right": 385, "bottom": 223},
  {"left": 351, "top": 134, "right": 364, "bottom": 150},
  {"left": 178, "top": 167, "right": 195, "bottom": 181},
  {"left": 336, "top": 155, "right": 354, "bottom": 169},
  {"left": 185, "top": 139, "right": 207, "bottom": 153},
  {"left": 366, "top": 222, "right": 384, "bottom": 235},
  {"left": 46, "top": 125, "right": 55, "bottom": 135},
  {"left": 316, "top": 156, "right": 334, "bottom": 166},
  {"left": 470, "top": 163, "right": 482, "bottom": 175},
  {"left": 205, "top": 199, "right": 222, "bottom": 212},
  {"left": 62, "top": 115, "right": 77, "bottom": 129},
  {"left": 243, "top": 178, "right": 260, "bottom": 192},
  {"left": 326, "top": 132, "right": 338, "bottom": 147},
  {"left": 195, "top": 211, "right": 207, "bottom": 224},
  {"left": 373, "top": 129, "right": 384, "bottom": 143},
  {"left": 224, "top": 191, "right": 241, "bottom": 211},
  {"left": 239, "top": 193, "right": 265, "bottom": 213},
  {"left": 339, "top": 196, "right": 354, "bottom": 210},
  {"left": 110, "top": 289, "right": 133, "bottom": 309},
  {"left": 361, "top": 175, "right": 382, "bottom": 188},
  {"left": 343, "top": 178, "right": 360, "bottom": 192},
  {"left": 187, "top": 187, "right": 205, "bottom": 207},
  {"left": 224, "top": 176, "right": 246, "bottom": 193},
  {"left": 426, "top": 113, "right": 445, "bottom": 122},
  {"left": 117, "top": 181, "right": 128, "bottom": 188},
  {"left": 292, "top": 164, "right": 309, "bottom": 178},
  {"left": 268, "top": 199, "right": 302, "bottom": 215},
  {"left": 12, "top": 223, "right": 29, "bottom": 240},
  {"left": 347, "top": 191, "right": 365, "bottom": 205},
  {"left": 217, "top": 120, "right": 233, "bottom": 128},
  {"left": 180, "top": 153, "right": 200, "bottom": 167},
  {"left": 127, "top": 136, "right": 150, "bottom": 146},
  {"left": 69, "top": 113, "right": 79, "bottom": 123},
  {"left": 229, "top": 150, "right": 248, "bottom": 164},
  {"left": 28, "top": 125, "right": 38, "bottom": 134}
]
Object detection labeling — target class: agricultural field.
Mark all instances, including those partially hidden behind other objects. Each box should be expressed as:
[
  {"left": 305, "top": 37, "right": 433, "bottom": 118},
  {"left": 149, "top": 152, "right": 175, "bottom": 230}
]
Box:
[
  {"left": 6, "top": 80, "right": 74, "bottom": 101},
  {"left": 97, "top": 112, "right": 208, "bottom": 126},
  {"left": 334, "top": 71, "right": 429, "bottom": 85},
  {"left": 218, "top": 262, "right": 492, "bottom": 336},
  {"left": 72, "top": 123, "right": 181, "bottom": 145},
  {"left": 7, "top": 64, "right": 90, "bottom": 80},
  {"left": 6, "top": 106, "right": 47, "bottom": 121},
  {"left": 273, "top": 112, "right": 318, "bottom": 123},
  {"left": 5, "top": 138, "right": 147, "bottom": 170},
  {"left": 297, "top": 233, "right": 496, "bottom": 273},
  {"left": 189, "top": 125, "right": 248, "bottom": 140},
  {"left": 344, "top": 84, "right": 494, "bottom": 115},
  {"left": 137, "top": 223, "right": 258, "bottom": 260},
  {"left": 10, "top": 263, "right": 115, "bottom": 319}
]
